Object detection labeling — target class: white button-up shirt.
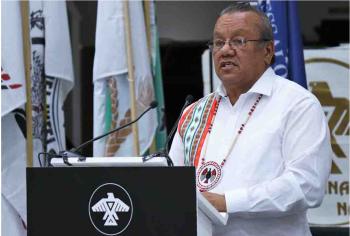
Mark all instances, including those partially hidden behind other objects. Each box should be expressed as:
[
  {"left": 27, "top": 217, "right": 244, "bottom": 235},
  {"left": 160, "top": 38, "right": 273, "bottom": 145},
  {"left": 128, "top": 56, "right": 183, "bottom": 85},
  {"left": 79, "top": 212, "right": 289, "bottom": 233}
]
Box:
[{"left": 170, "top": 67, "right": 332, "bottom": 236}]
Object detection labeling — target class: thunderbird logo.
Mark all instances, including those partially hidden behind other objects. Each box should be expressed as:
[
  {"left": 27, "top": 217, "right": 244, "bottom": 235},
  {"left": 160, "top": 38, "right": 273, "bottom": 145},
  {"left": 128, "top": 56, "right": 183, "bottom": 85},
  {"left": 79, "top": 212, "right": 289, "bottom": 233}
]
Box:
[
  {"left": 92, "top": 192, "right": 130, "bottom": 226},
  {"left": 89, "top": 183, "right": 133, "bottom": 235}
]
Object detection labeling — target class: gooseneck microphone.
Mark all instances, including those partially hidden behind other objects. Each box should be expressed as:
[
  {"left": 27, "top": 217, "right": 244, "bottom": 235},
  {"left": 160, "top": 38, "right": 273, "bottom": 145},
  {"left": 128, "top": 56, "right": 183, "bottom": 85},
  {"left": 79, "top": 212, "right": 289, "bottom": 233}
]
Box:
[
  {"left": 164, "top": 95, "right": 194, "bottom": 155},
  {"left": 46, "top": 101, "right": 158, "bottom": 165},
  {"left": 143, "top": 95, "right": 194, "bottom": 166},
  {"left": 72, "top": 101, "right": 158, "bottom": 155}
]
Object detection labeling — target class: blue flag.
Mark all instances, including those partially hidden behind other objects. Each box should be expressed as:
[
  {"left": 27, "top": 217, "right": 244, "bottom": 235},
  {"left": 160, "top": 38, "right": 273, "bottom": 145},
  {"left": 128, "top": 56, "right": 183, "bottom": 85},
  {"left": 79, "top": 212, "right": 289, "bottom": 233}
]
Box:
[{"left": 258, "top": 1, "right": 307, "bottom": 88}]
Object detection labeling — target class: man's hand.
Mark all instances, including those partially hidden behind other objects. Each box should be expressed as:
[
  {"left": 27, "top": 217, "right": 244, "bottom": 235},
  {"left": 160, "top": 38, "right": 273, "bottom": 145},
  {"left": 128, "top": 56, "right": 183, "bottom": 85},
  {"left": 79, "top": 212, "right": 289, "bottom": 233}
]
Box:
[{"left": 202, "top": 192, "right": 227, "bottom": 212}]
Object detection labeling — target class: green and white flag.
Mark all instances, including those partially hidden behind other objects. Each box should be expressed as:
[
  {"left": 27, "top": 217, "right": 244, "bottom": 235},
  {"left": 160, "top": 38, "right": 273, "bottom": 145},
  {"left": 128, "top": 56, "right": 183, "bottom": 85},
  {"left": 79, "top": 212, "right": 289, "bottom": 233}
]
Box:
[
  {"left": 93, "top": 0, "right": 157, "bottom": 157},
  {"left": 148, "top": 0, "right": 167, "bottom": 150}
]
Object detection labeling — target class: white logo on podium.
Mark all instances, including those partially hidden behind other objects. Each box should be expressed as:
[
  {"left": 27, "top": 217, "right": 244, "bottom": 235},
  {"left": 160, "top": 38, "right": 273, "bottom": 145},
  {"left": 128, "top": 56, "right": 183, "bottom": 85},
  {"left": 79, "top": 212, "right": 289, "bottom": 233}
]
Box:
[
  {"left": 89, "top": 183, "right": 133, "bottom": 235},
  {"left": 92, "top": 192, "right": 130, "bottom": 226}
]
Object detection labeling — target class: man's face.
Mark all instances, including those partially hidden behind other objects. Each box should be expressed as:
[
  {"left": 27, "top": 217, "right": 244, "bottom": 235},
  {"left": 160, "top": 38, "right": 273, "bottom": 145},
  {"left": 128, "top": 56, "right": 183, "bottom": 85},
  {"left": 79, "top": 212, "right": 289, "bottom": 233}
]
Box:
[{"left": 212, "top": 12, "right": 273, "bottom": 89}]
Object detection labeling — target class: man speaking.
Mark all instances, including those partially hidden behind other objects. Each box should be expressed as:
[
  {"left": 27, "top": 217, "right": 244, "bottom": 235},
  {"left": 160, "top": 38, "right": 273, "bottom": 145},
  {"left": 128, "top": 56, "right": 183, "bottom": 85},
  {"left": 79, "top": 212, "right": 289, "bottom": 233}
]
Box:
[{"left": 170, "top": 2, "right": 332, "bottom": 236}]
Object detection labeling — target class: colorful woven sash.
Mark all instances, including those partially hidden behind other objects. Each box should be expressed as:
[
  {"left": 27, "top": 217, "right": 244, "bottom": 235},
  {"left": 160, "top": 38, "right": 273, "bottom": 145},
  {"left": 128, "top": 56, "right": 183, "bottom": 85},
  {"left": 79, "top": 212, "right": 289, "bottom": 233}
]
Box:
[{"left": 178, "top": 93, "right": 219, "bottom": 167}]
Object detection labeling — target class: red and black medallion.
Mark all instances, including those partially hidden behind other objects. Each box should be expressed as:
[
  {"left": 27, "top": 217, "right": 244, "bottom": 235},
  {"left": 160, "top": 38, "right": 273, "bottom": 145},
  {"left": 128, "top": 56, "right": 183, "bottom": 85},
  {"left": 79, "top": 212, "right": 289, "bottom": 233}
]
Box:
[{"left": 196, "top": 161, "right": 222, "bottom": 192}]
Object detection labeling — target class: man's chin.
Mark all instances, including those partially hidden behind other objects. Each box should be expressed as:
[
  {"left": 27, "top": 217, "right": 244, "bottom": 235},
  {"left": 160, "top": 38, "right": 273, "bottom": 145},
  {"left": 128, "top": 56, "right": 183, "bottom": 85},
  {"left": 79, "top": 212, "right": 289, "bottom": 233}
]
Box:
[{"left": 218, "top": 74, "right": 239, "bottom": 83}]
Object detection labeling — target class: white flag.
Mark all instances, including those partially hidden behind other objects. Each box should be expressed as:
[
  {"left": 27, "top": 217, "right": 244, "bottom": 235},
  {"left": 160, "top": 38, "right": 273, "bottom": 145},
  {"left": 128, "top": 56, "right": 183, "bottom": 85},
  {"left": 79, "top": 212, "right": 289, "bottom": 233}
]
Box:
[
  {"left": 43, "top": 1, "right": 74, "bottom": 155},
  {"left": 1, "top": 2, "right": 28, "bottom": 235},
  {"left": 93, "top": 0, "right": 157, "bottom": 156},
  {"left": 27, "top": 1, "right": 74, "bottom": 166},
  {"left": 1, "top": 1, "right": 26, "bottom": 117},
  {"left": 1, "top": 112, "right": 27, "bottom": 226},
  {"left": 29, "top": 1, "right": 46, "bottom": 167},
  {"left": 2, "top": 196, "right": 27, "bottom": 236}
]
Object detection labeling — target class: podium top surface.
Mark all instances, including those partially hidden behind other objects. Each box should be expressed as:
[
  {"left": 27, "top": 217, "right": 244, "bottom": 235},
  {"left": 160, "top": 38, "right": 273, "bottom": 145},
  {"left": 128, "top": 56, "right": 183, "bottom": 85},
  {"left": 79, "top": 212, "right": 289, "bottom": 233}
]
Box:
[{"left": 50, "top": 157, "right": 168, "bottom": 167}]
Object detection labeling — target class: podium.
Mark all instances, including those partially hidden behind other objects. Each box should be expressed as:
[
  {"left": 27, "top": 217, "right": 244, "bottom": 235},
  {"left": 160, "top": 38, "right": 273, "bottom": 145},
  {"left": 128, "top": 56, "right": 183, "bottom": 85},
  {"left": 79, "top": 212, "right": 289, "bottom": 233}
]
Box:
[
  {"left": 27, "top": 157, "right": 227, "bottom": 236},
  {"left": 197, "top": 192, "right": 228, "bottom": 236}
]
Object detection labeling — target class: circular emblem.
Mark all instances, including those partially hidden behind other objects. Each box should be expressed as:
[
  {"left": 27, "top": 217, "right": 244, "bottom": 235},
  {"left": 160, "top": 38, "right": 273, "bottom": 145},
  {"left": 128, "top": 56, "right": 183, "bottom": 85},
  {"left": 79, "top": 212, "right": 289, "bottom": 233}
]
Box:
[
  {"left": 196, "top": 161, "right": 222, "bottom": 191},
  {"left": 89, "top": 183, "right": 133, "bottom": 235}
]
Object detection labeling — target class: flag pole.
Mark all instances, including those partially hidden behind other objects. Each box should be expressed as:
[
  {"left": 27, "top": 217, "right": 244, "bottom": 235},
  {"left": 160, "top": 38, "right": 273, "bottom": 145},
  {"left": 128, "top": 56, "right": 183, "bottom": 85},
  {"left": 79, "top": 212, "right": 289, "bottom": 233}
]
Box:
[
  {"left": 143, "top": 1, "right": 157, "bottom": 153},
  {"left": 20, "top": 1, "right": 33, "bottom": 167},
  {"left": 143, "top": 1, "right": 152, "bottom": 58},
  {"left": 123, "top": 0, "right": 140, "bottom": 156}
]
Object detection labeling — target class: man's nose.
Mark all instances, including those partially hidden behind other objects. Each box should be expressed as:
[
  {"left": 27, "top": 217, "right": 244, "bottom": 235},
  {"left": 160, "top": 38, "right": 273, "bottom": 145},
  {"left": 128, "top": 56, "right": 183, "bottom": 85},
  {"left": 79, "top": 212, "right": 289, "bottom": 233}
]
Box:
[{"left": 221, "top": 42, "right": 236, "bottom": 55}]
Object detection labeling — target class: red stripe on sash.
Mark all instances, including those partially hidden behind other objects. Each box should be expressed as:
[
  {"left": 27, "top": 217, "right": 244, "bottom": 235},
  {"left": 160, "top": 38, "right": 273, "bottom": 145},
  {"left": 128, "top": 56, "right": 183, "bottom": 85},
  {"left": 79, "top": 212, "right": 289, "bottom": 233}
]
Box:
[
  {"left": 177, "top": 103, "right": 196, "bottom": 134},
  {"left": 193, "top": 98, "right": 218, "bottom": 167}
]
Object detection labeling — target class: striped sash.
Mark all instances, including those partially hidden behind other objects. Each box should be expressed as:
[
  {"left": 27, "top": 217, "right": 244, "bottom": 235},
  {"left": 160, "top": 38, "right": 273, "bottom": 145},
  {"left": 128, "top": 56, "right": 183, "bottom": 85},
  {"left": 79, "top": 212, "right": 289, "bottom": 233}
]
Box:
[{"left": 178, "top": 93, "right": 219, "bottom": 167}]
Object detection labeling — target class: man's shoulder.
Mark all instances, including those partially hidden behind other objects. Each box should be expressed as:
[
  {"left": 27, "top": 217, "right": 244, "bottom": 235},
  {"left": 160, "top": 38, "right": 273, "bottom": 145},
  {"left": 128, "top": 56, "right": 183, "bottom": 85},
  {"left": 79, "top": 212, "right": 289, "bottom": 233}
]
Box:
[
  {"left": 273, "top": 75, "right": 320, "bottom": 106},
  {"left": 180, "top": 92, "right": 217, "bottom": 121},
  {"left": 178, "top": 92, "right": 217, "bottom": 137},
  {"left": 186, "top": 92, "right": 217, "bottom": 109}
]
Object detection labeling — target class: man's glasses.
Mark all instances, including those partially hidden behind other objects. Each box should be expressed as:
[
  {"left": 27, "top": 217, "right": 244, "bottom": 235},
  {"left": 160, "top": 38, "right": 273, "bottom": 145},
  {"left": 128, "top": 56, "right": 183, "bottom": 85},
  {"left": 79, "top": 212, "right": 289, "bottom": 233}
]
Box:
[{"left": 207, "top": 38, "right": 271, "bottom": 52}]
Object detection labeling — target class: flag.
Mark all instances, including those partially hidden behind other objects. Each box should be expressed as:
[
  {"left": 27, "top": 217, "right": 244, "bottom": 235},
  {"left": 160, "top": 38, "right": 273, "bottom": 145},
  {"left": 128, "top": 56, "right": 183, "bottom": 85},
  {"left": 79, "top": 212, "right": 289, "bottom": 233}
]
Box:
[
  {"left": 1, "top": 1, "right": 74, "bottom": 235},
  {"left": 29, "top": 1, "right": 74, "bottom": 166},
  {"left": 257, "top": 0, "right": 307, "bottom": 88},
  {"left": 93, "top": 1, "right": 157, "bottom": 157},
  {"left": 1, "top": 111, "right": 27, "bottom": 230},
  {"left": 1, "top": 1, "right": 26, "bottom": 117},
  {"left": 1, "top": 2, "right": 27, "bottom": 234},
  {"left": 148, "top": 0, "right": 167, "bottom": 150},
  {"left": 2, "top": 196, "right": 27, "bottom": 236},
  {"left": 41, "top": 1, "right": 74, "bottom": 156},
  {"left": 29, "top": 1, "right": 46, "bottom": 166}
]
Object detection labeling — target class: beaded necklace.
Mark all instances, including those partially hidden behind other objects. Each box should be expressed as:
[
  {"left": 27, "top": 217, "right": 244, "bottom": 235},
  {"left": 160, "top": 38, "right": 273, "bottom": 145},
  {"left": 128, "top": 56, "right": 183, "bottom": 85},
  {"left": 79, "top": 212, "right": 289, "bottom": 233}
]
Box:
[{"left": 196, "top": 93, "right": 263, "bottom": 192}]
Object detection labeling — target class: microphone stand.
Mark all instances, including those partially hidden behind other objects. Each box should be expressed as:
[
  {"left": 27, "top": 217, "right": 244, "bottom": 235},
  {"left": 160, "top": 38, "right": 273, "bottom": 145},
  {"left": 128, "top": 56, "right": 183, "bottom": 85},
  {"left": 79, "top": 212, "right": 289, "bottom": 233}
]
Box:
[{"left": 143, "top": 95, "right": 194, "bottom": 167}]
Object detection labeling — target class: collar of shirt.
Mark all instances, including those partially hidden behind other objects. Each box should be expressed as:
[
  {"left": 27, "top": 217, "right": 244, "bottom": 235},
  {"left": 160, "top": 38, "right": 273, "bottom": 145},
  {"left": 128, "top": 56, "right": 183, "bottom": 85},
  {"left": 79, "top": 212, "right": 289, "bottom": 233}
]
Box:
[{"left": 215, "top": 67, "right": 275, "bottom": 98}]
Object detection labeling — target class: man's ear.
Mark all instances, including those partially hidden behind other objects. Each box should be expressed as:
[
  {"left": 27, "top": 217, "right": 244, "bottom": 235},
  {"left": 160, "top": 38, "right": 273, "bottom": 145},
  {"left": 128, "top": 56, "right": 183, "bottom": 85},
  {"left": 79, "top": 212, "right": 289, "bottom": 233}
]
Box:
[{"left": 264, "top": 41, "right": 275, "bottom": 65}]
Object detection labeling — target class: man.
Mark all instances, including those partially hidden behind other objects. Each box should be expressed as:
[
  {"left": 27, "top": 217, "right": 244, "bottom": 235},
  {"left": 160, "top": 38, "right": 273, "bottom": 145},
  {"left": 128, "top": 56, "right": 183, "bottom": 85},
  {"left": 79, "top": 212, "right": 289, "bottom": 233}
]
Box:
[{"left": 169, "top": 2, "right": 332, "bottom": 236}]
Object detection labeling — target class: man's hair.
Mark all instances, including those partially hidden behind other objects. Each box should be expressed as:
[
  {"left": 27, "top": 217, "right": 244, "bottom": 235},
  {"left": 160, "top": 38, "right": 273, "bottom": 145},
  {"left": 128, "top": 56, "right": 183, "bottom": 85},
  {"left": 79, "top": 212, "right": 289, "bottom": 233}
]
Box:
[{"left": 219, "top": 2, "right": 275, "bottom": 64}]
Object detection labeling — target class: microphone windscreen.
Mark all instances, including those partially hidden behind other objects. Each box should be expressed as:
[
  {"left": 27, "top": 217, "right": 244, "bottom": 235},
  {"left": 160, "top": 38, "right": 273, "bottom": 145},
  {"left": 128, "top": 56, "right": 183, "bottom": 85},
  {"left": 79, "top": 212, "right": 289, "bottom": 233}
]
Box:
[
  {"left": 185, "top": 95, "right": 194, "bottom": 103},
  {"left": 150, "top": 101, "right": 158, "bottom": 108}
]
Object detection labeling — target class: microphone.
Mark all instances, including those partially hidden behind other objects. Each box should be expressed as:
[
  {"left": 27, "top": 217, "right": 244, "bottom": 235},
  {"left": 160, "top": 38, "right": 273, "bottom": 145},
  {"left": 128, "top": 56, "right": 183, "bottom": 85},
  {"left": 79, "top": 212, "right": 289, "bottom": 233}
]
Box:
[
  {"left": 50, "top": 101, "right": 158, "bottom": 164},
  {"left": 143, "top": 95, "right": 194, "bottom": 166},
  {"left": 164, "top": 95, "right": 194, "bottom": 155}
]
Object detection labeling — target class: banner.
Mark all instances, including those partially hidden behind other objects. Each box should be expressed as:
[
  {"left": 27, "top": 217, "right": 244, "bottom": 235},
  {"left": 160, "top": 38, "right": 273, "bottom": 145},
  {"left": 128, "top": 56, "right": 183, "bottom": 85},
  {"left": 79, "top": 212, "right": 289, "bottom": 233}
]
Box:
[
  {"left": 305, "top": 46, "right": 349, "bottom": 226},
  {"left": 93, "top": 0, "right": 157, "bottom": 156},
  {"left": 258, "top": 0, "right": 307, "bottom": 87}
]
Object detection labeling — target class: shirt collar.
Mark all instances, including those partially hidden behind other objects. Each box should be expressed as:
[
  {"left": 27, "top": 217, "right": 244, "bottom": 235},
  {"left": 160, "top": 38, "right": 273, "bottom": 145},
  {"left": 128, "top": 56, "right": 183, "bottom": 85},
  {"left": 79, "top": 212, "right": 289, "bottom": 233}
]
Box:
[{"left": 216, "top": 67, "right": 275, "bottom": 98}]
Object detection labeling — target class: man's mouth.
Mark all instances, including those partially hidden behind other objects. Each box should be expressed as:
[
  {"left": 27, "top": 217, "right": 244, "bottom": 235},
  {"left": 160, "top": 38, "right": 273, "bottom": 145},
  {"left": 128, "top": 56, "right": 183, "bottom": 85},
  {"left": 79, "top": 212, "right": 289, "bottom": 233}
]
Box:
[{"left": 220, "top": 61, "right": 237, "bottom": 69}]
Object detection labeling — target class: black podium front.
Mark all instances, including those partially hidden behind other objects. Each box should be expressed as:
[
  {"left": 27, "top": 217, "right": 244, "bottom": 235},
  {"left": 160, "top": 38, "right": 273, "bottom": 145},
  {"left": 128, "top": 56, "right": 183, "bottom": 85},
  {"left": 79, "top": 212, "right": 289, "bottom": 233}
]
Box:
[{"left": 27, "top": 167, "right": 197, "bottom": 236}]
